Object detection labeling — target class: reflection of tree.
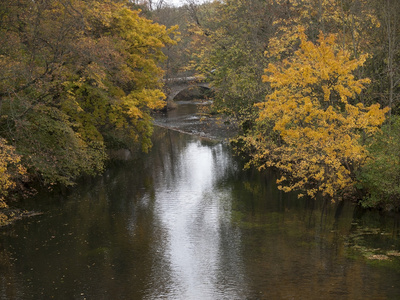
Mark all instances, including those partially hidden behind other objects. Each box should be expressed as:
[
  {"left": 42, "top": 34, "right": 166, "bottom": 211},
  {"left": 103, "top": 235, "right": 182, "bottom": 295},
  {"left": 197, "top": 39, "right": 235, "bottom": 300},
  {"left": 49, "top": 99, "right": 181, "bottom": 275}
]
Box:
[
  {"left": 228, "top": 165, "right": 400, "bottom": 298},
  {"left": 0, "top": 154, "right": 162, "bottom": 298},
  {"left": 0, "top": 247, "right": 21, "bottom": 299},
  {"left": 345, "top": 205, "right": 400, "bottom": 261}
]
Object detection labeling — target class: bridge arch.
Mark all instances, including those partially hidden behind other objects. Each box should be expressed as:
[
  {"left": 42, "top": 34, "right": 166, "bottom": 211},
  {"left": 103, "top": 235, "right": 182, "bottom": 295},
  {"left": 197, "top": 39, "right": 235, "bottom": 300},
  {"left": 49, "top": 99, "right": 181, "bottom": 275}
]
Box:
[
  {"left": 164, "top": 76, "right": 212, "bottom": 101},
  {"left": 167, "top": 82, "right": 211, "bottom": 101}
]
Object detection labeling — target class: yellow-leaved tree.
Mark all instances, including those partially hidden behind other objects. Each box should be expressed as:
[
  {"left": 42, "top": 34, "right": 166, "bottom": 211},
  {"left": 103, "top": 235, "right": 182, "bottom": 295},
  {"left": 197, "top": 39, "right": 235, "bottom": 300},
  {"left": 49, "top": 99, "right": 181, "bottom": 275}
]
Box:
[{"left": 246, "top": 27, "right": 388, "bottom": 200}]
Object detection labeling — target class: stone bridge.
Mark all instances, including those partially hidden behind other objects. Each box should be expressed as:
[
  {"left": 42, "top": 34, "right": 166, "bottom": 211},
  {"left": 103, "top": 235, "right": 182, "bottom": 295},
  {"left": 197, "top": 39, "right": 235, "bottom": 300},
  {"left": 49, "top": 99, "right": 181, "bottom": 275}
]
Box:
[{"left": 164, "top": 76, "right": 211, "bottom": 101}]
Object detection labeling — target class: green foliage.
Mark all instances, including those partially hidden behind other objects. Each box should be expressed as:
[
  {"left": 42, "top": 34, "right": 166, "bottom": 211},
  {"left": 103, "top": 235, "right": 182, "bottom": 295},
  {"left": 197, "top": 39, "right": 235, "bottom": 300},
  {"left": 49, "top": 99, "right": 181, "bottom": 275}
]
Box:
[
  {"left": 358, "top": 116, "right": 400, "bottom": 209},
  {"left": 186, "top": 0, "right": 271, "bottom": 121},
  {"left": 19, "top": 104, "right": 106, "bottom": 186}
]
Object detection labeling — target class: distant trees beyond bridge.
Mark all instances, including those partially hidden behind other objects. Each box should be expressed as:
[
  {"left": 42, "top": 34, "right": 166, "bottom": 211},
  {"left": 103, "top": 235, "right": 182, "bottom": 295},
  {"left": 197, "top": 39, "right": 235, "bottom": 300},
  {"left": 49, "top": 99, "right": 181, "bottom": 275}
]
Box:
[{"left": 164, "top": 76, "right": 211, "bottom": 101}]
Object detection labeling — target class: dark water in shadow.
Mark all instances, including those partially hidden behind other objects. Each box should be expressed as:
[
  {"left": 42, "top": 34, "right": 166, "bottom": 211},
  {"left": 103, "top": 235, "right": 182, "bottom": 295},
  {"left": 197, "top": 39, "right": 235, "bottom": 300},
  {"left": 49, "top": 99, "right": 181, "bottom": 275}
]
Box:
[{"left": 1, "top": 102, "right": 400, "bottom": 299}]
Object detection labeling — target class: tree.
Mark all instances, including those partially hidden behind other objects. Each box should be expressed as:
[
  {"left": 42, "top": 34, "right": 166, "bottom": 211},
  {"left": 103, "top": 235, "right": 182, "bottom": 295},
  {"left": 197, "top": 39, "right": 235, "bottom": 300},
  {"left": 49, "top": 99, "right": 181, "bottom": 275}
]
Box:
[
  {"left": 368, "top": 0, "right": 400, "bottom": 117},
  {"left": 265, "top": 0, "right": 381, "bottom": 109},
  {"left": 0, "top": 0, "right": 177, "bottom": 191},
  {"left": 183, "top": 0, "right": 273, "bottom": 126},
  {"left": 266, "top": 0, "right": 380, "bottom": 56},
  {"left": 242, "top": 28, "right": 388, "bottom": 200}
]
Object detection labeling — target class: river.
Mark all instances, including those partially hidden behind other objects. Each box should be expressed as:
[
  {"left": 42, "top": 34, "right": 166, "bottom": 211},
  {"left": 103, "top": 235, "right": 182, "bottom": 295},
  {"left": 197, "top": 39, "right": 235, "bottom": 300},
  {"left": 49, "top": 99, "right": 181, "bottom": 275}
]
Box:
[{"left": 1, "top": 100, "right": 400, "bottom": 299}]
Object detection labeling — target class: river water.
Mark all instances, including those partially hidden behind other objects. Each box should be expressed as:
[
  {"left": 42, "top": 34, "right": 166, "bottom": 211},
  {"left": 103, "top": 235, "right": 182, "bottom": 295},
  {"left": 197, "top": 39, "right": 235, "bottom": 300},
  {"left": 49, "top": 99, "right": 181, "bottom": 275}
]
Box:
[{"left": 1, "top": 101, "right": 400, "bottom": 299}]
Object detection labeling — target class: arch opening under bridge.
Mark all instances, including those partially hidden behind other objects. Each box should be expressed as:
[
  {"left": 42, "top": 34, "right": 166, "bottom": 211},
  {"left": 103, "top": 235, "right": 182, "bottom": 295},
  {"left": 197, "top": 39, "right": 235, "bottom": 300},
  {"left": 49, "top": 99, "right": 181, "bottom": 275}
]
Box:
[{"left": 164, "top": 76, "right": 212, "bottom": 101}]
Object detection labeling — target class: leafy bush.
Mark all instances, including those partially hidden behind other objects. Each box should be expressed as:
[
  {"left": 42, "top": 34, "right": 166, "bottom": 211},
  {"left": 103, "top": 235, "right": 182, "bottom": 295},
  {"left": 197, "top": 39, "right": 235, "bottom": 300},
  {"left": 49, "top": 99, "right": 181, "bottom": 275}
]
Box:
[{"left": 358, "top": 116, "right": 400, "bottom": 209}]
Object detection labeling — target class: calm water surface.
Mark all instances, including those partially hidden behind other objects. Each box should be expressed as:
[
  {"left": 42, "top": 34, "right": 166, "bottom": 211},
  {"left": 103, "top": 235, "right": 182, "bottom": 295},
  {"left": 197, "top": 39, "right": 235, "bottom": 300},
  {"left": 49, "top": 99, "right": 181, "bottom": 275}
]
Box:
[{"left": 1, "top": 101, "right": 400, "bottom": 299}]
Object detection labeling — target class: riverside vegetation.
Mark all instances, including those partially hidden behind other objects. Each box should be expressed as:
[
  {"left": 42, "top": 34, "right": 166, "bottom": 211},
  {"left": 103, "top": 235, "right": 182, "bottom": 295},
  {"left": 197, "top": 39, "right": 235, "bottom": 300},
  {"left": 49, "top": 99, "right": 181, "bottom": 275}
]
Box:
[
  {"left": 0, "top": 0, "right": 178, "bottom": 223},
  {"left": 0, "top": 0, "right": 400, "bottom": 224}
]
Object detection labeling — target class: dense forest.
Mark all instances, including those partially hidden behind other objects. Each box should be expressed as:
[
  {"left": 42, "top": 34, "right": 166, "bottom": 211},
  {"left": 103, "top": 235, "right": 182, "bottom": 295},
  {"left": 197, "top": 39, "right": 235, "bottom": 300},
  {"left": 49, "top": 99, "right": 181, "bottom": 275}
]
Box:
[{"left": 0, "top": 0, "right": 399, "bottom": 223}]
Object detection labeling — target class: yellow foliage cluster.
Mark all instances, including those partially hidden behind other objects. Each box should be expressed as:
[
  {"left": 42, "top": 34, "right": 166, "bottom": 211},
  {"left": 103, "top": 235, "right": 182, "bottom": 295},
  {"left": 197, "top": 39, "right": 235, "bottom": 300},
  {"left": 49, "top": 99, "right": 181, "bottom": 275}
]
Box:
[
  {"left": 0, "top": 139, "right": 26, "bottom": 208},
  {"left": 254, "top": 29, "right": 388, "bottom": 200}
]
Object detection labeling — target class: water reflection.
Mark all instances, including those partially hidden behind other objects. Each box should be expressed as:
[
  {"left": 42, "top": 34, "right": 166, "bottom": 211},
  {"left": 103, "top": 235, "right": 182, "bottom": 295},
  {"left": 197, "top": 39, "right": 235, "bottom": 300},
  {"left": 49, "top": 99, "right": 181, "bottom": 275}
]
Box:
[{"left": 146, "top": 135, "right": 245, "bottom": 299}]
